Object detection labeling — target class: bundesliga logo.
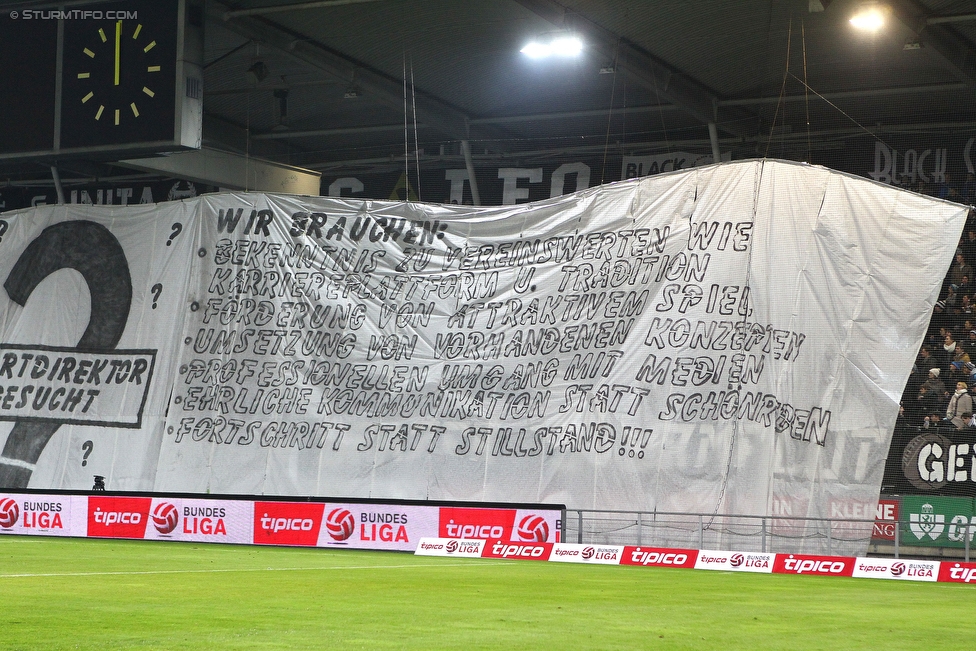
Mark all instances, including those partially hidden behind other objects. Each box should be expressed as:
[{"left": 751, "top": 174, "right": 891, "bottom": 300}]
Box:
[
  {"left": 326, "top": 508, "right": 355, "bottom": 541},
  {"left": 0, "top": 498, "right": 19, "bottom": 528},
  {"left": 152, "top": 503, "right": 179, "bottom": 535},
  {"left": 890, "top": 562, "right": 906, "bottom": 577},
  {"left": 516, "top": 515, "right": 549, "bottom": 542}
]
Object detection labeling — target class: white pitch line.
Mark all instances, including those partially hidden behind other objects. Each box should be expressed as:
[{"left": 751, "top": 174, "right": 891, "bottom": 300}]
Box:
[{"left": 0, "top": 561, "right": 510, "bottom": 579}]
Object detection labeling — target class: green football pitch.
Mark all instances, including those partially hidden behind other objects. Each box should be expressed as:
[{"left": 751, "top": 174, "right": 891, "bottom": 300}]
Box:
[{"left": 0, "top": 537, "right": 971, "bottom": 650}]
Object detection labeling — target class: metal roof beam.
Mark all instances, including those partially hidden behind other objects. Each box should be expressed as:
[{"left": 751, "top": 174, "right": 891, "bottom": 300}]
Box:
[
  {"left": 211, "top": 2, "right": 480, "bottom": 144},
  {"left": 890, "top": 0, "right": 976, "bottom": 84}
]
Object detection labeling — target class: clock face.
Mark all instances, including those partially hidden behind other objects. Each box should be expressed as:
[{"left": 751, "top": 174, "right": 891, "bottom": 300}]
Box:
[
  {"left": 76, "top": 20, "right": 161, "bottom": 127},
  {"left": 60, "top": 2, "right": 178, "bottom": 150}
]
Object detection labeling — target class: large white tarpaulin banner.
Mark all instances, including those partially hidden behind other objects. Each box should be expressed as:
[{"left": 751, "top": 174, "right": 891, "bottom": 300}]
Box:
[{"left": 0, "top": 160, "right": 966, "bottom": 527}]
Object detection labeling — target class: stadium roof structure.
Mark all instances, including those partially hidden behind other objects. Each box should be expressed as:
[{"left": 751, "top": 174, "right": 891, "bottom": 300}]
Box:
[{"left": 1, "top": 0, "right": 975, "bottom": 193}]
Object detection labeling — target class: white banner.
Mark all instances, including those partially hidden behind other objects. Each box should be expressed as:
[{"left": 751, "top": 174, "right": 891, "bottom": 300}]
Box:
[
  {"left": 415, "top": 538, "right": 485, "bottom": 557},
  {"left": 851, "top": 557, "right": 940, "bottom": 581},
  {"left": 694, "top": 550, "right": 774, "bottom": 573},
  {"left": 550, "top": 543, "right": 624, "bottom": 564},
  {"left": 0, "top": 161, "right": 966, "bottom": 537},
  {"left": 0, "top": 493, "right": 83, "bottom": 537}
]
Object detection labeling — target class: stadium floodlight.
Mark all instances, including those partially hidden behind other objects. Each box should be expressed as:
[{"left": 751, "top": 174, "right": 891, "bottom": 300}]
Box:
[
  {"left": 850, "top": 4, "right": 887, "bottom": 31},
  {"left": 520, "top": 35, "right": 583, "bottom": 59},
  {"left": 549, "top": 36, "right": 583, "bottom": 56}
]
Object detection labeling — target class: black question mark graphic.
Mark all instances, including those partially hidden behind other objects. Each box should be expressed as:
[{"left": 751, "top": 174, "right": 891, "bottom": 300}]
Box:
[
  {"left": 167, "top": 223, "right": 183, "bottom": 246},
  {"left": 151, "top": 283, "right": 163, "bottom": 309},
  {"left": 0, "top": 221, "right": 8, "bottom": 244},
  {"left": 0, "top": 221, "right": 131, "bottom": 488},
  {"left": 81, "top": 440, "right": 93, "bottom": 466}
]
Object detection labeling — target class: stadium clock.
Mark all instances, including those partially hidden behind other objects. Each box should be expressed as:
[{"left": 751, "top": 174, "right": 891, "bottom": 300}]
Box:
[
  {"left": 74, "top": 19, "right": 163, "bottom": 127},
  {"left": 58, "top": 0, "right": 183, "bottom": 151}
]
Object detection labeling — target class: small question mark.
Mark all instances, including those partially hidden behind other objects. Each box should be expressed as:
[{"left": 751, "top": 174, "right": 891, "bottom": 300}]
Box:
[
  {"left": 150, "top": 283, "right": 163, "bottom": 309},
  {"left": 81, "top": 440, "right": 93, "bottom": 467},
  {"left": 0, "top": 220, "right": 8, "bottom": 244},
  {"left": 167, "top": 223, "right": 183, "bottom": 246}
]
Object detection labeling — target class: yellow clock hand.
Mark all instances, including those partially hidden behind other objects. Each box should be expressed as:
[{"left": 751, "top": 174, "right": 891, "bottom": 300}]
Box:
[{"left": 114, "top": 20, "right": 121, "bottom": 86}]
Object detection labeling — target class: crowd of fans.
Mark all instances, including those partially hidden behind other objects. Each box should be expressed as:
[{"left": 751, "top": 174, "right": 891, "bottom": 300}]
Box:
[
  {"left": 898, "top": 171, "right": 976, "bottom": 205},
  {"left": 881, "top": 184, "right": 976, "bottom": 492},
  {"left": 900, "top": 188, "right": 976, "bottom": 434}
]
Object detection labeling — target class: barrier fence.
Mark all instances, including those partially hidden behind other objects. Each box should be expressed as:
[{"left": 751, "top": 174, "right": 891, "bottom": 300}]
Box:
[
  {"left": 2, "top": 488, "right": 972, "bottom": 563},
  {"left": 564, "top": 507, "right": 973, "bottom": 561}
]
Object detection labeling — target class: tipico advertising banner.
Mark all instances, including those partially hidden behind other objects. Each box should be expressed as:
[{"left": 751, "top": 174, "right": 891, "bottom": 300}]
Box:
[
  {"left": 851, "top": 558, "right": 940, "bottom": 582},
  {"left": 481, "top": 539, "right": 554, "bottom": 561},
  {"left": 0, "top": 161, "right": 966, "bottom": 552},
  {"left": 619, "top": 546, "right": 698, "bottom": 569},
  {"left": 0, "top": 492, "right": 561, "bottom": 552},
  {"left": 415, "top": 538, "right": 485, "bottom": 558},
  {"left": 772, "top": 554, "right": 855, "bottom": 577},
  {"left": 549, "top": 543, "right": 624, "bottom": 564},
  {"left": 438, "top": 507, "right": 560, "bottom": 543},
  {"left": 694, "top": 550, "right": 774, "bottom": 573}
]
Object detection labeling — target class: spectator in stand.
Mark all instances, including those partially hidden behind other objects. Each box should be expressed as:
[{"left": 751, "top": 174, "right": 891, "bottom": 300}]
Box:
[
  {"left": 917, "top": 368, "right": 948, "bottom": 421},
  {"left": 955, "top": 344, "right": 972, "bottom": 365},
  {"left": 944, "top": 287, "right": 960, "bottom": 321},
  {"left": 957, "top": 276, "right": 972, "bottom": 299},
  {"left": 944, "top": 332, "right": 959, "bottom": 367},
  {"left": 939, "top": 325, "right": 952, "bottom": 342},
  {"left": 953, "top": 292, "right": 974, "bottom": 329},
  {"left": 937, "top": 172, "right": 958, "bottom": 201},
  {"left": 918, "top": 344, "right": 936, "bottom": 366},
  {"left": 963, "top": 172, "right": 976, "bottom": 206},
  {"left": 915, "top": 385, "right": 938, "bottom": 425},
  {"left": 947, "top": 381, "right": 974, "bottom": 429},
  {"left": 962, "top": 230, "right": 976, "bottom": 266},
  {"left": 951, "top": 252, "right": 973, "bottom": 289},
  {"left": 951, "top": 345, "right": 974, "bottom": 384},
  {"left": 920, "top": 343, "right": 934, "bottom": 362},
  {"left": 923, "top": 412, "right": 947, "bottom": 430},
  {"left": 931, "top": 299, "right": 950, "bottom": 331},
  {"left": 920, "top": 367, "right": 947, "bottom": 397}
]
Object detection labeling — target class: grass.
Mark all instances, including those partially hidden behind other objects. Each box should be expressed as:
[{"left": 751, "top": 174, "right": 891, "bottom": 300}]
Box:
[{"left": 0, "top": 537, "right": 973, "bottom": 650}]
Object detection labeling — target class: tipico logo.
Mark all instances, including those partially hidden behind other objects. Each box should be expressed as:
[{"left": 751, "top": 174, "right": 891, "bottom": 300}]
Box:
[
  {"left": 910, "top": 504, "right": 946, "bottom": 541},
  {"left": 516, "top": 515, "right": 549, "bottom": 542},
  {"left": 151, "top": 502, "right": 179, "bottom": 535},
  {"left": 326, "top": 508, "right": 355, "bottom": 541},
  {"left": 0, "top": 498, "right": 19, "bottom": 528}
]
